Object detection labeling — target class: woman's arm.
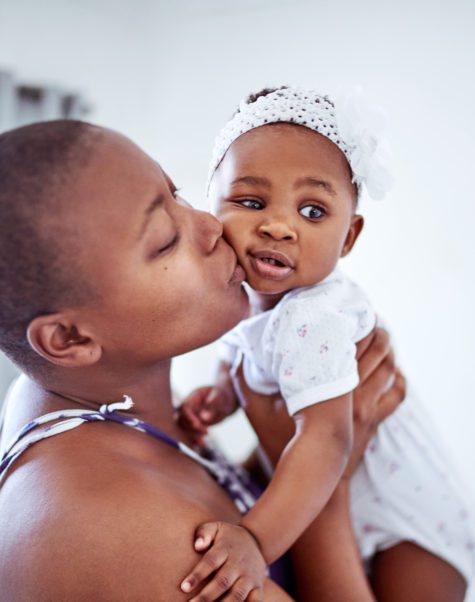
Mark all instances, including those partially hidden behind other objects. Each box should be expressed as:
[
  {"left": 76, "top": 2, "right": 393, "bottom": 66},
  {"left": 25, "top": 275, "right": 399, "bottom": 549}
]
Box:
[
  {"left": 291, "top": 481, "right": 375, "bottom": 601},
  {"left": 14, "top": 467, "right": 291, "bottom": 602}
]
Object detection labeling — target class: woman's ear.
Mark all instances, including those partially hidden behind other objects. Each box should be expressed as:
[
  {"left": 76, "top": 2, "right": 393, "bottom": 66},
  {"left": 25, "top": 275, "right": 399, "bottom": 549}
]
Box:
[
  {"left": 27, "top": 314, "right": 102, "bottom": 368},
  {"left": 341, "top": 214, "right": 364, "bottom": 257}
]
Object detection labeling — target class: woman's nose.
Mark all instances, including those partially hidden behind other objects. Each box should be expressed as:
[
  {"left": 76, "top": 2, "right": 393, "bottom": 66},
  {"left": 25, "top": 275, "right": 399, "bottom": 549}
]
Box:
[
  {"left": 194, "top": 208, "right": 223, "bottom": 253},
  {"left": 257, "top": 217, "right": 297, "bottom": 242}
]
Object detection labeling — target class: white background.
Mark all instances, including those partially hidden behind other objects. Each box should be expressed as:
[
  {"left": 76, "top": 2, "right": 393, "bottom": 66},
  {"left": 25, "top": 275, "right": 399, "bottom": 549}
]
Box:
[{"left": 1, "top": 0, "right": 474, "bottom": 596}]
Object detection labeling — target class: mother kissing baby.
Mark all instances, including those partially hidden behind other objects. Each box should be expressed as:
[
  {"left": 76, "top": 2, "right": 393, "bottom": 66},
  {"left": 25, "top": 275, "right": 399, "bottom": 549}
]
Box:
[{"left": 0, "top": 117, "right": 420, "bottom": 601}]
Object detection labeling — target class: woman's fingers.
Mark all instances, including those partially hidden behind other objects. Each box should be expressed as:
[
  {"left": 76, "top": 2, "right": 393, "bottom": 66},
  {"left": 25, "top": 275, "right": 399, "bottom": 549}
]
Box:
[
  {"left": 357, "top": 327, "right": 391, "bottom": 382},
  {"left": 358, "top": 350, "right": 396, "bottom": 401},
  {"left": 373, "top": 368, "right": 406, "bottom": 424},
  {"left": 353, "top": 351, "right": 395, "bottom": 426},
  {"left": 355, "top": 327, "right": 376, "bottom": 360}
]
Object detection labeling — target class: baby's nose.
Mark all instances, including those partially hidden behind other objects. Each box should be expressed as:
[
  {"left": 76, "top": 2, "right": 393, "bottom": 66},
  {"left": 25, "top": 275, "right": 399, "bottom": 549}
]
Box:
[{"left": 258, "top": 219, "right": 297, "bottom": 242}]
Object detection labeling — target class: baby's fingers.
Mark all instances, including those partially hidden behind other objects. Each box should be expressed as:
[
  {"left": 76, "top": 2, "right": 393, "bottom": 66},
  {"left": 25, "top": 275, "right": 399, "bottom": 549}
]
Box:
[
  {"left": 194, "top": 521, "right": 221, "bottom": 552},
  {"left": 188, "top": 568, "right": 241, "bottom": 602},
  {"left": 199, "top": 388, "right": 223, "bottom": 423},
  {"left": 178, "top": 403, "right": 208, "bottom": 435},
  {"left": 247, "top": 587, "right": 264, "bottom": 602},
  {"left": 181, "top": 546, "right": 228, "bottom": 595},
  {"left": 221, "top": 581, "right": 263, "bottom": 602}
]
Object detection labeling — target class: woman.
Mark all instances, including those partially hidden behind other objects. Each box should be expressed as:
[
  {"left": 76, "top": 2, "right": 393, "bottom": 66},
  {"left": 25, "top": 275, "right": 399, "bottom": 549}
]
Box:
[{"left": 0, "top": 120, "right": 404, "bottom": 600}]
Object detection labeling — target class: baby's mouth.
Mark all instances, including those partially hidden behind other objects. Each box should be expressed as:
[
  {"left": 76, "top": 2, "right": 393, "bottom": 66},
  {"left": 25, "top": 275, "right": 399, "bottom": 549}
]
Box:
[
  {"left": 249, "top": 250, "right": 294, "bottom": 281},
  {"left": 259, "top": 257, "right": 285, "bottom": 267}
]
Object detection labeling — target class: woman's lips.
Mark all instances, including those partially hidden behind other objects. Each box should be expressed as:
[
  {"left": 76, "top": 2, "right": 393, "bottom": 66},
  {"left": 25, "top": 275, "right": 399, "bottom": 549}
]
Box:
[
  {"left": 229, "top": 262, "right": 246, "bottom": 284},
  {"left": 249, "top": 249, "right": 294, "bottom": 281}
]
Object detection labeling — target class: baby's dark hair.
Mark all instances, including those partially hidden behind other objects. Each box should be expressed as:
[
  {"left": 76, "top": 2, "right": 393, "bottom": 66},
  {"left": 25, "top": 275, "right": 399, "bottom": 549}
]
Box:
[
  {"left": 0, "top": 120, "right": 99, "bottom": 374},
  {"left": 237, "top": 85, "right": 335, "bottom": 113},
  {"left": 232, "top": 86, "right": 288, "bottom": 117},
  {"left": 245, "top": 86, "right": 288, "bottom": 105}
]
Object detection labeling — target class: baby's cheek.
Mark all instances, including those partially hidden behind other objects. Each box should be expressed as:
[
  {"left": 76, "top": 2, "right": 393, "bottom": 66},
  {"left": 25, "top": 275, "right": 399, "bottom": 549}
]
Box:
[
  {"left": 300, "top": 244, "right": 340, "bottom": 285},
  {"left": 222, "top": 221, "right": 243, "bottom": 250}
]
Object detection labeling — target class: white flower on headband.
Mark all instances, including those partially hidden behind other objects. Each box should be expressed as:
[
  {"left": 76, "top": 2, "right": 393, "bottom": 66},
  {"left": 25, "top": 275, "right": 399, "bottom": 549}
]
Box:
[{"left": 335, "top": 87, "right": 394, "bottom": 201}]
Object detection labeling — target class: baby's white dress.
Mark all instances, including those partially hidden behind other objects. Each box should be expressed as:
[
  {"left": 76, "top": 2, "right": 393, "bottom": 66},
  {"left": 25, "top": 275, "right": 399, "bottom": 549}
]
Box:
[{"left": 221, "top": 269, "right": 475, "bottom": 581}]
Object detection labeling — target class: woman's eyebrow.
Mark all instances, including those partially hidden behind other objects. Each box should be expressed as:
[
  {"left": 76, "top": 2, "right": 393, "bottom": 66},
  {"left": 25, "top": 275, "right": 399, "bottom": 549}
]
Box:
[
  {"left": 294, "top": 176, "right": 336, "bottom": 196},
  {"left": 231, "top": 175, "right": 271, "bottom": 188},
  {"left": 137, "top": 193, "right": 165, "bottom": 240}
]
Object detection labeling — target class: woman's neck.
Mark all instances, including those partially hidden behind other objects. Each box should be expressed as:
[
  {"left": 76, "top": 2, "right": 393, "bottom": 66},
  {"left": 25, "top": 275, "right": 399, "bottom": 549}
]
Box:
[{"left": 4, "top": 360, "right": 189, "bottom": 445}]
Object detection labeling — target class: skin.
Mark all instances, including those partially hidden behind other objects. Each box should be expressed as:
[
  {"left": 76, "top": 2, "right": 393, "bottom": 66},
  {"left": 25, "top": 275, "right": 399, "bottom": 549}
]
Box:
[
  {"left": 0, "top": 126, "right": 420, "bottom": 601},
  {"left": 182, "top": 123, "right": 467, "bottom": 600}
]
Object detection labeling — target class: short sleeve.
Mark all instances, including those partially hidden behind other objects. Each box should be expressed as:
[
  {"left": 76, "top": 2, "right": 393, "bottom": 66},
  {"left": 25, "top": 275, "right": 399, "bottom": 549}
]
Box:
[
  {"left": 220, "top": 311, "right": 279, "bottom": 394},
  {"left": 217, "top": 340, "right": 235, "bottom": 365},
  {"left": 271, "top": 299, "right": 360, "bottom": 415}
]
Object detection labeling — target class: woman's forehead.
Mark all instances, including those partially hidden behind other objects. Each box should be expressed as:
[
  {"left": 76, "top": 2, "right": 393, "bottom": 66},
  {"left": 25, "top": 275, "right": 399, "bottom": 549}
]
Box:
[{"left": 73, "top": 133, "right": 167, "bottom": 213}]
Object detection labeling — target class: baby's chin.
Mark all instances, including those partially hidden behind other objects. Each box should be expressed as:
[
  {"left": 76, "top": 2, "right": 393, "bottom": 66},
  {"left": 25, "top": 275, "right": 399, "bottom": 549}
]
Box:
[{"left": 244, "top": 276, "right": 292, "bottom": 299}]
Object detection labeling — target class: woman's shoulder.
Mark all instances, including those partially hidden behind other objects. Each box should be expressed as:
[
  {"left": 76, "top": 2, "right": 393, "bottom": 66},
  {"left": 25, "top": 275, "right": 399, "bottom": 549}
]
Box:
[{"left": 0, "top": 423, "right": 234, "bottom": 600}]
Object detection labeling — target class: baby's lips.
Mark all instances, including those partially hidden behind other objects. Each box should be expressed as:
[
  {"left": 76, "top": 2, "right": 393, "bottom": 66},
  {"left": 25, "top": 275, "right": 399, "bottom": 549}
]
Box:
[{"left": 251, "top": 248, "right": 294, "bottom": 268}]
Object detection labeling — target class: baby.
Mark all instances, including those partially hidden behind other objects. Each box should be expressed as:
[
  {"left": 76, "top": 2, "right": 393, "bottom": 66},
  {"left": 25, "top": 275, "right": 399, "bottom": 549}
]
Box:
[{"left": 180, "top": 87, "right": 475, "bottom": 598}]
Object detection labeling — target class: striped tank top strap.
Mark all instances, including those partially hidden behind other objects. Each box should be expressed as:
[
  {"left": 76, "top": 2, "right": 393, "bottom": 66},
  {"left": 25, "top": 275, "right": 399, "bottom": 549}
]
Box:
[{"left": 0, "top": 396, "right": 257, "bottom": 512}]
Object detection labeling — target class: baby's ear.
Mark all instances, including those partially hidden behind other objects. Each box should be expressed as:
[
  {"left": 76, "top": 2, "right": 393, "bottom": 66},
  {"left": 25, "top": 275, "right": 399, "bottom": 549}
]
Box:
[
  {"left": 341, "top": 214, "right": 364, "bottom": 257},
  {"left": 27, "top": 313, "right": 102, "bottom": 368}
]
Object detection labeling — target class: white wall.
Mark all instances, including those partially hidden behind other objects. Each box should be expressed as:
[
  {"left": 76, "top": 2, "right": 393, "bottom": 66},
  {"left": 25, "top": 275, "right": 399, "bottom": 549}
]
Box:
[{"left": 1, "top": 0, "right": 474, "bottom": 593}]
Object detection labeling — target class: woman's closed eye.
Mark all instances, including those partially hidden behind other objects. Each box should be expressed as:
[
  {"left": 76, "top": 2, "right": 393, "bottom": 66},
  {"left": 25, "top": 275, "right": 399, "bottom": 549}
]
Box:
[
  {"left": 150, "top": 233, "right": 179, "bottom": 259},
  {"left": 168, "top": 183, "right": 189, "bottom": 205},
  {"left": 172, "top": 187, "right": 190, "bottom": 206},
  {"left": 299, "top": 204, "right": 326, "bottom": 220}
]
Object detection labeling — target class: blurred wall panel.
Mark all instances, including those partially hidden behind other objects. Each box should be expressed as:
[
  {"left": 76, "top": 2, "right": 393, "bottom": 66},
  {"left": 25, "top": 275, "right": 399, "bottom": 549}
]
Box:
[{"left": 0, "top": 68, "right": 90, "bottom": 402}]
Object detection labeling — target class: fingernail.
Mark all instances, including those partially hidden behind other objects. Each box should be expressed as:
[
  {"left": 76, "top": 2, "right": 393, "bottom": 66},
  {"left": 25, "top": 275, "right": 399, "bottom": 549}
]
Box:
[
  {"left": 200, "top": 410, "right": 212, "bottom": 421},
  {"left": 206, "top": 388, "right": 219, "bottom": 402},
  {"left": 181, "top": 580, "right": 192, "bottom": 592},
  {"left": 195, "top": 537, "right": 205, "bottom": 548}
]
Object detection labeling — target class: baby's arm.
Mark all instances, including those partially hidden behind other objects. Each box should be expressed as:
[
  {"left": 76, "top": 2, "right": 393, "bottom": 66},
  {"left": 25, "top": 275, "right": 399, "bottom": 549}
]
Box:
[
  {"left": 240, "top": 392, "right": 353, "bottom": 563},
  {"left": 181, "top": 393, "right": 353, "bottom": 599}
]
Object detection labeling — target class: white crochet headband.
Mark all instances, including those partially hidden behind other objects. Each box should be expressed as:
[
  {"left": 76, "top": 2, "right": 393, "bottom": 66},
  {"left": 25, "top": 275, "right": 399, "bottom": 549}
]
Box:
[{"left": 208, "top": 86, "right": 394, "bottom": 201}]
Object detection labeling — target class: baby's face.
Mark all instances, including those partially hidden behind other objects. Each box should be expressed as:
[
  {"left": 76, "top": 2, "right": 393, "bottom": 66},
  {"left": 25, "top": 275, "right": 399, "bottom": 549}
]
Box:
[{"left": 209, "top": 123, "right": 362, "bottom": 297}]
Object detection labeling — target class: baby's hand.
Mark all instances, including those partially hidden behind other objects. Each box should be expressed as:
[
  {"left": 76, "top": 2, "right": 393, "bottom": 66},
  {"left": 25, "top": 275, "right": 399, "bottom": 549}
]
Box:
[
  {"left": 178, "top": 385, "right": 238, "bottom": 444},
  {"left": 181, "top": 521, "right": 266, "bottom": 601}
]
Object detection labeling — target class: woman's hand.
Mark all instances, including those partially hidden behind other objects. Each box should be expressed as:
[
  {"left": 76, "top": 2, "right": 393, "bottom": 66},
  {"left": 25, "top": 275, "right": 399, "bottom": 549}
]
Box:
[
  {"left": 343, "top": 326, "right": 406, "bottom": 478},
  {"left": 180, "top": 521, "right": 267, "bottom": 602}
]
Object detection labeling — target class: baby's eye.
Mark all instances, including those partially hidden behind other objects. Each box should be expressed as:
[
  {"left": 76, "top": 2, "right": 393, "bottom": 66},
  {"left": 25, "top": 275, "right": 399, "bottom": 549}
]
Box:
[
  {"left": 238, "top": 199, "right": 264, "bottom": 210},
  {"left": 299, "top": 204, "right": 326, "bottom": 220}
]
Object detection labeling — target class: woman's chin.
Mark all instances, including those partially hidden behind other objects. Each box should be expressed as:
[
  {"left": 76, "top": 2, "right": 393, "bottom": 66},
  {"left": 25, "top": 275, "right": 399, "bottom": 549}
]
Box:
[{"left": 226, "top": 284, "right": 250, "bottom": 327}]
